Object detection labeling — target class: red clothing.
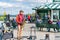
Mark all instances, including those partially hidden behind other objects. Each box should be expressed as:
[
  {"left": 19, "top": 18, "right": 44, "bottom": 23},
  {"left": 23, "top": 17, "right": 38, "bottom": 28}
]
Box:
[
  {"left": 28, "top": 15, "right": 31, "bottom": 20},
  {"left": 48, "top": 20, "right": 53, "bottom": 24},
  {"left": 16, "top": 14, "right": 24, "bottom": 24}
]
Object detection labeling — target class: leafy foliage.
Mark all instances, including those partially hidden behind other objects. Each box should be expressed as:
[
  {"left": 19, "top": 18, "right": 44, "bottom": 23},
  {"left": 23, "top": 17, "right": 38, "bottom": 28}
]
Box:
[{"left": 0, "top": 11, "right": 7, "bottom": 21}]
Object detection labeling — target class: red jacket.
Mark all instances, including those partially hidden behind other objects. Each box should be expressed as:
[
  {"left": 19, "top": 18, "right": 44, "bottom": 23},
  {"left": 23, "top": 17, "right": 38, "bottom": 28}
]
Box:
[
  {"left": 16, "top": 14, "right": 24, "bottom": 23},
  {"left": 48, "top": 20, "right": 53, "bottom": 24},
  {"left": 28, "top": 15, "right": 31, "bottom": 20}
]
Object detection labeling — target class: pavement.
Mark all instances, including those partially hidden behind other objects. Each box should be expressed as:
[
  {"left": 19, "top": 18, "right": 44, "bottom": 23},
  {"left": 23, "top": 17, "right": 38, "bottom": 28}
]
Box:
[{"left": 2, "top": 23, "right": 60, "bottom": 40}]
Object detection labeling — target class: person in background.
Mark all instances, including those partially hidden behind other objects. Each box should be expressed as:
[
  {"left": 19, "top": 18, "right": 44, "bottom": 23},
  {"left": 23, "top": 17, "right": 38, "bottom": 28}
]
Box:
[
  {"left": 30, "top": 16, "right": 34, "bottom": 23},
  {"left": 35, "top": 14, "right": 39, "bottom": 20},
  {"left": 4, "top": 14, "right": 10, "bottom": 22},
  {"left": 10, "top": 18, "right": 17, "bottom": 29},
  {"left": 36, "top": 18, "right": 42, "bottom": 24},
  {"left": 28, "top": 15, "right": 31, "bottom": 23},
  {"left": 39, "top": 18, "right": 43, "bottom": 31},
  {"left": 56, "top": 19, "right": 60, "bottom": 32},
  {"left": 6, "top": 14, "right": 10, "bottom": 21},
  {"left": 16, "top": 10, "right": 25, "bottom": 40},
  {"left": 47, "top": 19, "right": 56, "bottom": 32},
  {"left": 47, "top": 19, "right": 53, "bottom": 32},
  {"left": 36, "top": 18, "right": 43, "bottom": 31}
]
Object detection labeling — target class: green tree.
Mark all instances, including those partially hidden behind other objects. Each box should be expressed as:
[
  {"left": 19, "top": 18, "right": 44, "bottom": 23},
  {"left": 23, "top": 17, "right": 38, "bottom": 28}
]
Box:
[
  {"left": 2, "top": 11, "right": 7, "bottom": 21},
  {"left": 3, "top": 11, "right": 7, "bottom": 17}
]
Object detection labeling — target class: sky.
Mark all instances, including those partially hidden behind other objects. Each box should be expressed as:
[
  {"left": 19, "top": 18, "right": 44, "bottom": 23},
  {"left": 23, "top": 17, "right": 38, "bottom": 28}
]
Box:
[{"left": 0, "top": 0, "right": 52, "bottom": 15}]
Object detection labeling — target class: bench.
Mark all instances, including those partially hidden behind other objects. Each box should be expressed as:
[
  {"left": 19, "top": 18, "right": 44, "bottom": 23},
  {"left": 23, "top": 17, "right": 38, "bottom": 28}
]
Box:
[{"left": 36, "top": 23, "right": 59, "bottom": 31}]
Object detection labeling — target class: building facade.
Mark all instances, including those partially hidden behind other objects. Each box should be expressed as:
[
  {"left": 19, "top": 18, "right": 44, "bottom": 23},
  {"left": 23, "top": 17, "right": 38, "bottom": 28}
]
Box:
[{"left": 33, "top": 0, "right": 60, "bottom": 23}]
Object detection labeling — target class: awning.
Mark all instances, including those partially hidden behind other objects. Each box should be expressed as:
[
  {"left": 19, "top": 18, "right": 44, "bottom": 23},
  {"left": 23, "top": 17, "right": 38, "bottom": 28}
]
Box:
[{"left": 33, "top": 3, "right": 60, "bottom": 10}]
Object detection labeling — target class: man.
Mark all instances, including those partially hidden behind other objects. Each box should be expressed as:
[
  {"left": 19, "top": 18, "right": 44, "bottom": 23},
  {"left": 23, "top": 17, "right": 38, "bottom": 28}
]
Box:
[
  {"left": 47, "top": 19, "right": 53, "bottom": 32},
  {"left": 6, "top": 14, "right": 10, "bottom": 21},
  {"left": 28, "top": 15, "right": 31, "bottom": 22},
  {"left": 36, "top": 18, "right": 43, "bottom": 31},
  {"left": 16, "top": 10, "right": 25, "bottom": 40},
  {"left": 56, "top": 19, "right": 60, "bottom": 32},
  {"left": 10, "top": 18, "right": 17, "bottom": 29}
]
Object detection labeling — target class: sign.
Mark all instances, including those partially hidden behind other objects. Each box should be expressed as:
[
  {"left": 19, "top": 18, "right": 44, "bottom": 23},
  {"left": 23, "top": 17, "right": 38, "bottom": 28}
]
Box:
[{"left": 53, "top": 0, "right": 60, "bottom": 2}]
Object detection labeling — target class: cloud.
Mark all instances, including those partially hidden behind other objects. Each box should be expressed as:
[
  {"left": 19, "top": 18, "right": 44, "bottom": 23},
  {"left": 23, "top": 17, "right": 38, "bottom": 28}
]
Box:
[
  {"left": 0, "top": 2, "right": 31, "bottom": 9},
  {"left": 0, "top": 2, "right": 23, "bottom": 8},
  {"left": 0, "top": 2, "right": 13, "bottom": 7},
  {"left": 16, "top": 0, "right": 23, "bottom": 2},
  {"left": 15, "top": 0, "right": 47, "bottom": 3},
  {"left": 0, "top": 2, "right": 32, "bottom": 13},
  {"left": 14, "top": 0, "right": 52, "bottom": 4}
]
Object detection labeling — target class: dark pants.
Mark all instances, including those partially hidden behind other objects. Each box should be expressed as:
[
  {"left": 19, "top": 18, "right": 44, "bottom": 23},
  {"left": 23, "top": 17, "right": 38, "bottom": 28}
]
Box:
[
  {"left": 47, "top": 24, "right": 56, "bottom": 32},
  {"left": 13, "top": 26, "right": 16, "bottom": 29},
  {"left": 28, "top": 19, "right": 31, "bottom": 23}
]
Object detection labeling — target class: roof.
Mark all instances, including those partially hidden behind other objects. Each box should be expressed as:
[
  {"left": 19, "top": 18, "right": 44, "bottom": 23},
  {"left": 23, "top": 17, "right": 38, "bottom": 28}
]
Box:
[{"left": 32, "top": 3, "right": 60, "bottom": 10}]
